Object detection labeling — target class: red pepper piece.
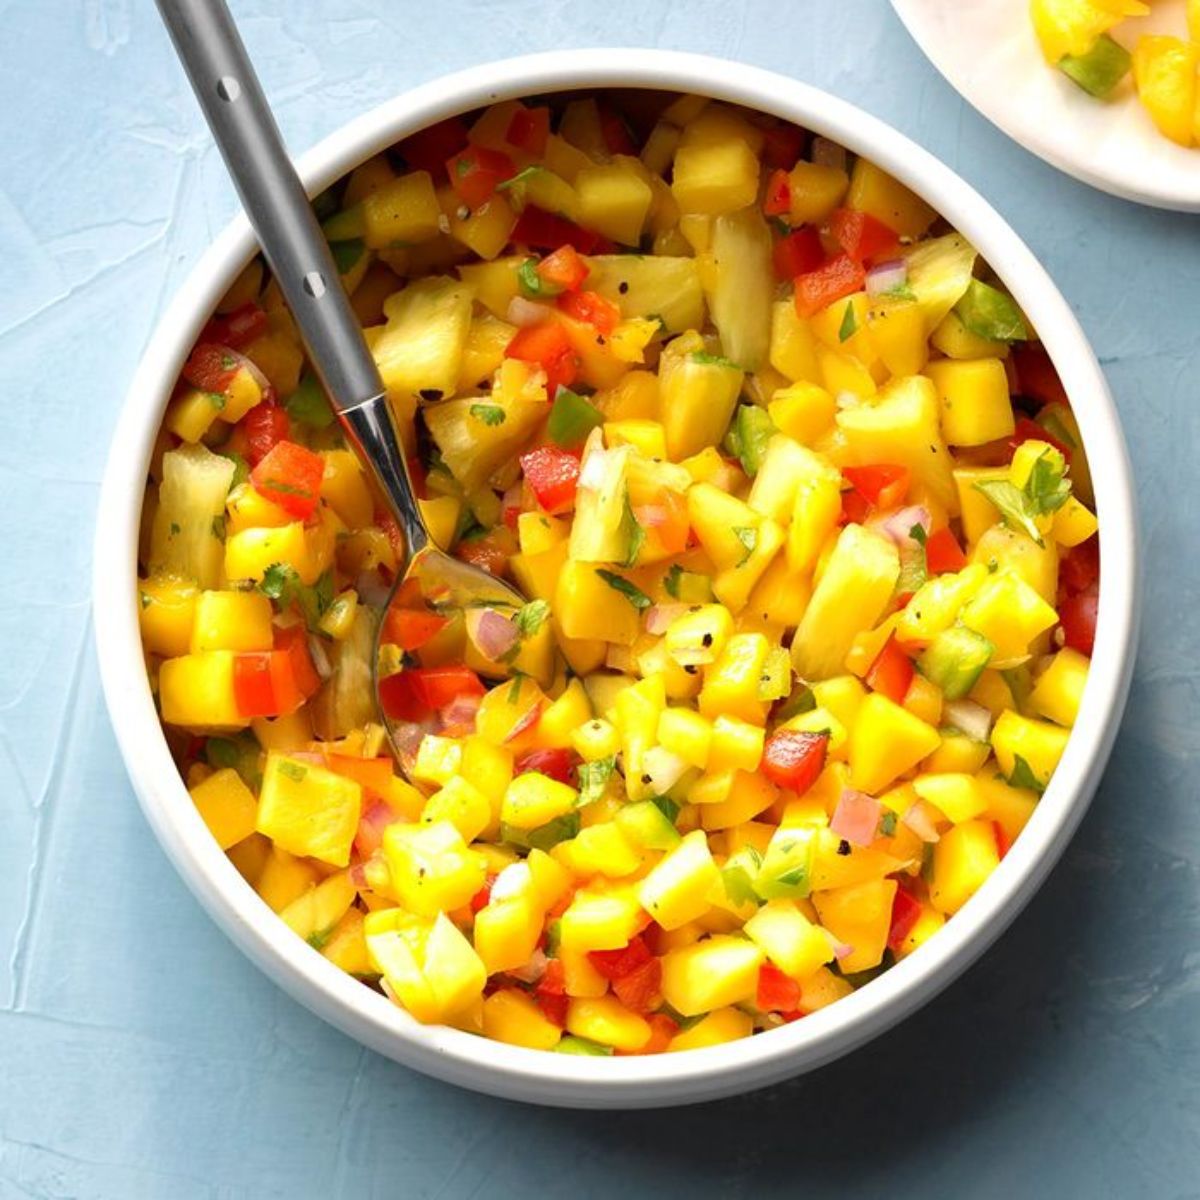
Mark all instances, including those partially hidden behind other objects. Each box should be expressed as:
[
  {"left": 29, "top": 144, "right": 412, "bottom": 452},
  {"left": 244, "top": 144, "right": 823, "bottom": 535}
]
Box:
[
  {"left": 924, "top": 526, "right": 968, "bottom": 575},
  {"left": 761, "top": 729, "right": 829, "bottom": 795},
  {"left": 843, "top": 463, "right": 910, "bottom": 509},
  {"left": 519, "top": 444, "right": 581, "bottom": 514},
  {"left": 756, "top": 962, "right": 802, "bottom": 1012},
  {"left": 772, "top": 226, "right": 825, "bottom": 281},
  {"left": 793, "top": 254, "right": 866, "bottom": 318},
  {"left": 886, "top": 886, "right": 923, "bottom": 951},
  {"left": 249, "top": 439, "right": 325, "bottom": 519},
  {"left": 866, "top": 633, "right": 915, "bottom": 704}
]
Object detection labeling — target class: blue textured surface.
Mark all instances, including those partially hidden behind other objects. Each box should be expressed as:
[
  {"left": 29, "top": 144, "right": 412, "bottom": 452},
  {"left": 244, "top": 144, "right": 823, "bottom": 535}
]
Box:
[{"left": 1, "top": 2, "right": 1195, "bottom": 1196}]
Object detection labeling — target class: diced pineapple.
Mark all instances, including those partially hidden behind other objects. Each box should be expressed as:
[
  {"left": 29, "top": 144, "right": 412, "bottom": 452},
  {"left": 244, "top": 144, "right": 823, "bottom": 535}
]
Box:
[
  {"left": 902, "top": 234, "right": 978, "bottom": 334},
  {"left": 748, "top": 435, "right": 841, "bottom": 526},
  {"left": 1133, "top": 36, "right": 1196, "bottom": 146},
  {"left": 583, "top": 255, "right": 705, "bottom": 335},
  {"left": 791, "top": 524, "right": 899, "bottom": 681},
  {"left": 708, "top": 206, "right": 773, "bottom": 370},
  {"left": 256, "top": 752, "right": 362, "bottom": 867},
  {"left": 660, "top": 935, "right": 764, "bottom": 1016},
  {"left": 372, "top": 276, "right": 474, "bottom": 401},
  {"left": 149, "top": 444, "right": 236, "bottom": 590},
  {"left": 575, "top": 161, "right": 654, "bottom": 245}
]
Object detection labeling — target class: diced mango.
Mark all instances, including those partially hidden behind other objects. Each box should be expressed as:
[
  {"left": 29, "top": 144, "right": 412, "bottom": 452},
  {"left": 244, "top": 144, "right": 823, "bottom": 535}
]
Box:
[
  {"left": 382, "top": 820, "right": 485, "bottom": 915},
  {"left": 812, "top": 878, "right": 897, "bottom": 973},
  {"left": 849, "top": 694, "right": 942, "bottom": 794},
  {"left": 660, "top": 935, "right": 764, "bottom": 1016},
  {"left": 138, "top": 576, "right": 198, "bottom": 657},
  {"left": 567, "top": 995, "right": 652, "bottom": 1052},
  {"left": 926, "top": 358, "right": 1015, "bottom": 447},
  {"left": 930, "top": 820, "right": 1000, "bottom": 915},
  {"left": 483, "top": 989, "right": 562, "bottom": 1050},
  {"left": 189, "top": 767, "right": 258, "bottom": 849},
  {"left": 256, "top": 752, "right": 362, "bottom": 867},
  {"left": 1030, "top": 648, "right": 1090, "bottom": 727},
  {"left": 667, "top": 1006, "right": 753, "bottom": 1051},
  {"left": 990, "top": 710, "right": 1071, "bottom": 789},
  {"left": 638, "top": 829, "right": 719, "bottom": 930},
  {"left": 190, "top": 590, "right": 273, "bottom": 654},
  {"left": 743, "top": 900, "right": 834, "bottom": 981},
  {"left": 846, "top": 159, "right": 936, "bottom": 238}
]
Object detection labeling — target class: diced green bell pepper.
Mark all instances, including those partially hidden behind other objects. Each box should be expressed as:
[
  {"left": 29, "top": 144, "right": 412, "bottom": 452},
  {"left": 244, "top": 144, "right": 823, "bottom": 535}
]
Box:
[
  {"left": 547, "top": 387, "right": 605, "bottom": 449},
  {"left": 918, "top": 625, "right": 994, "bottom": 701},
  {"left": 615, "top": 799, "right": 681, "bottom": 851},
  {"left": 953, "top": 279, "right": 1028, "bottom": 343},
  {"left": 754, "top": 828, "right": 816, "bottom": 901},
  {"left": 554, "top": 1035, "right": 614, "bottom": 1056},
  {"left": 1058, "top": 34, "right": 1131, "bottom": 99}
]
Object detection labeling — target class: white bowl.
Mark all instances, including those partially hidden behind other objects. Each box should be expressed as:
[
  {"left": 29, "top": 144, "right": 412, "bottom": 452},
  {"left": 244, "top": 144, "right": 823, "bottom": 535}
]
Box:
[{"left": 94, "top": 49, "right": 1140, "bottom": 1108}]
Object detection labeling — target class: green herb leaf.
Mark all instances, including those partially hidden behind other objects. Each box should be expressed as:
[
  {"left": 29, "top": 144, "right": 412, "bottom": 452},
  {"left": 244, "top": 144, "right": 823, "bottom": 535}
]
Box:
[
  {"left": 513, "top": 599, "right": 550, "bottom": 638},
  {"left": 211, "top": 515, "right": 226, "bottom": 541},
  {"left": 1023, "top": 448, "right": 1072, "bottom": 516},
  {"left": 516, "top": 256, "right": 545, "bottom": 299},
  {"left": 278, "top": 760, "right": 308, "bottom": 782},
  {"left": 219, "top": 451, "right": 250, "bottom": 490},
  {"left": 286, "top": 373, "right": 335, "bottom": 429},
  {"left": 595, "top": 569, "right": 651, "bottom": 610},
  {"left": 495, "top": 165, "right": 545, "bottom": 192},
  {"left": 206, "top": 391, "right": 226, "bottom": 411},
  {"left": 663, "top": 563, "right": 683, "bottom": 600},
  {"left": 259, "top": 564, "right": 334, "bottom": 631},
  {"left": 974, "top": 480, "right": 1046, "bottom": 546},
  {"left": 469, "top": 403, "right": 506, "bottom": 427},
  {"left": 878, "top": 811, "right": 898, "bottom": 837},
  {"left": 650, "top": 795, "right": 680, "bottom": 823},
  {"left": 506, "top": 672, "right": 526, "bottom": 705},
  {"left": 885, "top": 282, "right": 917, "bottom": 301},
  {"left": 622, "top": 493, "right": 645, "bottom": 568},
  {"left": 576, "top": 756, "right": 616, "bottom": 807},
  {"left": 1008, "top": 753, "right": 1046, "bottom": 794},
  {"left": 690, "top": 350, "right": 739, "bottom": 369},
  {"left": 732, "top": 526, "right": 758, "bottom": 565},
  {"left": 838, "top": 300, "right": 858, "bottom": 343},
  {"left": 909, "top": 523, "right": 928, "bottom": 546},
  {"left": 330, "top": 237, "right": 365, "bottom": 275}
]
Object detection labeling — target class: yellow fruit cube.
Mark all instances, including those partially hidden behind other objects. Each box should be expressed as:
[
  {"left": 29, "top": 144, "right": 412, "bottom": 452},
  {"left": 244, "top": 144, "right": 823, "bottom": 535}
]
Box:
[
  {"left": 1133, "top": 35, "right": 1196, "bottom": 148},
  {"left": 138, "top": 576, "right": 198, "bottom": 657},
  {"left": 976, "top": 769, "right": 1039, "bottom": 847},
  {"left": 707, "top": 715, "right": 764, "bottom": 774},
  {"left": 791, "top": 524, "right": 899, "bottom": 681},
  {"left": 553, "top": 823, "right": 642, "bottom": 879},
  {"left": 930, "top": 310, "right": 1009, "bottom": 361},
  {"left": 665, "top": 604, "right": 735, "bottom": 666},
  {"left": 657, "top": 708, "right": 714, "bottom": 769},
  {"left": 158, "top": 651, "right": 245, "bottom": 731},
  {"left": 500, "top": 771, "right": 578, "bottom": 832},
  {"left": 660, "top": 935, "right": 764, "bottom": 1016},
  {"left": 422, "top": 776, "right": 492, "bottom": 843},
  {"left": 699, "top": 632, "right": 771, "bottom": 726},
  {"left": 225, "top": 522, "right": 312, "bottom": 584},
  {"left": 474, "top": 891, "right": 542, "bottom": 975},
  {"left": 567, "top": 996, "right": 652, "bottom": 1052},
  {"left": 786, "top": 161, "right": 850, "bottom": 224},
  {"left": 381, "top": 820, "right": 485, "bottom": 915},
  {"left": 798, "top": 965, "right": 855, "bottom": 1012},
  {"left": 361, "top": 171, "right": 441, "bottom": 248},
  {"left": 768, "top": 383, "right": 835, "bottom": 448},
  {"left": 911, "top": 773, "right": 988, "bottom": 823},
  {"left": 990, "top": 710, "right": 1071, "bottom": 789},
  {"left": 189, "top": 767, "right": 257, "bottom": 849},
  {"left": 960, "top": 572, "right": 1059, "bottom": 667},
  {"left": 698, "top": 769, "right": 777, "bottom": 831},
  {"left": 536, "top": 679, "right": 594, "bottom": 749},
  {"left": 483, "top": 989, "right": 563, "bottom": 1050},
  {"left": 189, "top": 590, "right": 274, "bottom": 654},
  {"left": 954, "top": 466, "right": 1009, "bottom": 547},
  {"left": 280, "top": 871, "right": 357, "bottom": 945},
  {"left": 366, "top": 909, "right": 487, "bottom": 1024},
  {"left": 1030, "top": 647, "right": 1090, "bottom": 727},
  {"left": 559, "top": 887, "right": 644, "bottom": 952},
  {"left": 924, "top": 731, "right": 992, "bottom": 775},
  {"left": 743, "top": 900, "right": 834, "bottom": 981},
  {"left": 318, "top": 450, "right": 375, "bottom": 530},
  {"left": 255, "top": 846, "right": 320, "bottom": 912},
  {"left": 255, "top": 752, "right": 362, "bottom": 866},
  {"left": 812, "top": 878, "right": 897, "bottom": 973},
  {"left": 572, "top": 717, "right": 622, "bottom": 763},
  {"left": 527, "top": 847, "right": 573, "bottom": 911},
  {"left": 925, "top": 358, "right": 1015, "bottom": 447},
  {"left": 930, "top": 820, "right": 1000, "bottom": 915},
  {"left": 866, "top": 297, "right": 928, "bottom": 377},
  {"left": 714, "top": 517, "right": 784, "bottom": 614},
  {"left": 810, "top": 676, "right": 868, "bottom": 735},
  {"left": 849, "top": 693, "right": 942, "bottom": 794},
  {"left": 667, "top": 1006, "right": 754, "bottom": 1051},
  {"left": 671, "top": 137, "right": 760, "bottom": 214},
  {"left": 555, "top": 562, "right": 642, "bottom": 646},
  {"left": 769, "top": 302, "right": 821, "bottom": 385},
  {"left": 1053, "top": 496, "right": 1098, "bottom": 548},
  {"left": 638, "top": 829, "right": 719, "bottom": 930},
  {"left": 321, "top": 908, "right": 374, "bottom": 976},
  {"left": 786, "top": 470, "right": 843, "bottom": 575},
  {"left": 846, "top": 159, "right": 936, "bottom": 238},
  {"left": 575, "top": 163, "right": 654, "bottom": 245}
]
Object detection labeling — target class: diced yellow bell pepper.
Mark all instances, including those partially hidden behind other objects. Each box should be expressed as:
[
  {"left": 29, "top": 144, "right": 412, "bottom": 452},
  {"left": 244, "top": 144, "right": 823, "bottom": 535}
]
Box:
[
  {"left": 1030, "top": 647, "right": 1090, "bottom": 728},
  {"left": 483, "top": 989, "right": 562, "bottom": 1050},
  {"left": 930, "top": 820, "right": 1000, "bottom": 915},
  {"left": 667, "top": 1006, "right": 753, "bottom": 1051},
  {"left": 660, "top": 934, "right": 764, "bottom": 1016},
  {"left": 189, "top": 767, "right": 257, "bottom": 849},
  {"left": 382, "top": 820, "right": 485, "bottom": 915},
  {"left": 138, "top": 576, "right": 198, "bottom": 657},
  {"left": 849, "top": 693, "right": 942, "bottom": 794},
  {"left": 744, "top": 900, "right": 834, "bottom": 981},
  {"left": 567, "top": 995, "right": 652, "bottom": 1052}
]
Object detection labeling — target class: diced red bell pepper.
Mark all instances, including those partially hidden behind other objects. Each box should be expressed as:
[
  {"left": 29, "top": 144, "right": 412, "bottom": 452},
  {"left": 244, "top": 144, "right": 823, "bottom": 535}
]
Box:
[
  {"left": 182, "top": 342, "right": 240, "bottom": 393},
  {"left": 763, "top": 168, "right": 792, "bottom": 217},
  {"left": 323, "top": 754, "right": 395, "bottom": 796},
  {"left": 381, "top": 606, "right": 449, "bottom": 652},
  {"left": 201, "top": 302, "right": 269, "bottom": 351},
  {"left": 231, "top": 640, "right": 314, "bottom": 719},
  {"left": 455, "top": 529, "right": 513, "bottom": 577},
  {"left": 635, "top": 1012, "right": 679, "bottom": 1055},
  {"left": 400, "top": 116, "right": 469, "bottom": 175},
  {"left": 250, "top": 439, "right": 325, "bottom": 519},
  {"left": 993, "top": 820, "right": 1012, "bottom": 860},
  {"left": 762, "top": 122, "right": 805, "bottom": 170},
  {"left": 519, "top": 444, "right": 581, "bottom": 514},
  {"left": 505, "top": 104, "right": 550, "bottom": 156},
  {"left": 378, "top": 665, "right": 487, "bottom": 722},
  {"left": 598, "top": 106, "right": 637, "bottom": 156},
  {"left": 1060, "top": 537, "right": 1099, "bottom": 594},
  {"left": 241, "top": 402, "right": 290, "bottom": 466},
  {"left": 756, "top": 962, "right": 802, "bottom": 1012},
  {"left": 924, "top": 526, "right": 968, "bottom": 575},
  {"left": 773, "top": 226, "right": 825, "bottom": 282},
  {"left": 1013, "top": 343, "right": 1069, "bottom": 408},
  {"left": 1059, "top": 583, "right": 1098, "bottom": 657},
  {"left": 794, "top": 253, "right": 866, "bottom": 318},
  {"left": 504, "top": 321, "right": 579, "bottom": 397},
  {"left": 761, "top": 729, "right": 829, "bottom": 795},
  {"left": 840, "top": 489, "right": 872, "bottom": 526},
  {"left": 511, "top": 205, "right": 608, "bottom": 254},
  {"left": 534, "top": 958, "right": 568, "bottom": 1027},
  {"left": 537, "top": 244, "right": 589, "bottom": 293},
  {"left": 514, "top": 747, "right": 579, "bottom": 786},
  {"left": 613, "top": 957, "right": 662, "bottom": 1014},
  {"left": 470, "top": 874, "right": 496, "bottom": 914},
  {"left": 446, "top": 145, "right": 515, "bottom": 210},
  {"left": 1010, "top": 415, "right": 1072, "bottom": 461},
  {"left": 829, "top": 207, "right": 901, "bottom": 264},
  {"left": 274, "top": 624, "right": 321, "bottom": 700},
  {"left": 843, "top": 463, "right": 910, "bottom": 509},
  {"left": 866, "top": 632, "right": 914, "bottom": 704},
  {"left": 588, "top": 935, "right": 652, "bottom": 981},
  {"left": 557, "top": 289, "right": 620, "bottom": 335},
  {"left": 886, "top": 887, "right": 923, "bottom": 951}
]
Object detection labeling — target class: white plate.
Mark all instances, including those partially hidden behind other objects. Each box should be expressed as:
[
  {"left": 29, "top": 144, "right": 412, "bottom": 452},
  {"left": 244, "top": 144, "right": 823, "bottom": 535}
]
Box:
[{"left": 892, "top": 0, "right": 1200, "bottom": 211}]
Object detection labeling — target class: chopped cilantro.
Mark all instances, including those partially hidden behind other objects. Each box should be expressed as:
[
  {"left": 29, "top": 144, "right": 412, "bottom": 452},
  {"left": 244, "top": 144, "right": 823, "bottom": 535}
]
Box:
[
  {"left": 1008, "top": 753, "right": 1046, "bottom": 794},
  {"left": 732, "top": 526, "right": 758, "bottom": 565},
  {"left": 650, "top": 794, "right": 680, "bottom": 823},
  {"left": 909, "top": 523, "right": 928, "bottom": 546},
  {"left": 516, "top": 256, "right": 545, "bottom": 299},
  {"left": 513, "top": 599, "right": 550, "bottom": 638},
  {"left": 206, "top": 391, "right": 226, "bottom": 411},
  {"left": 595, "top": 569, "right": 652, "bottom": 610},
  {"left": 278, "top": 760, "right": 307, "bottom": 782},
  {"left": 506, "top": 673, "right": 526, "bottom": 705},
  {"left": 259, "top": 563, "right": 334, "bottom": 630},
  {"left": 495, "top": 165, "right": 545, "bottom": 191},
  {"left": 879, "top": 810, "right": 898, "bottom": 837},
  {"left": 576, "top": 756, "right": 616, "bottom": 807},
  {"left": 974, "top": 448, "right": 1070, "bottom": 547},
  {"left": 219, "top": 451, "right": 249, "bottom": 489},
  {"left": 469, "top": 403, "right": 506, "bottom": 426},
  {"left": 622, "top": 493, "right": 645, "bottom": 568},
  {"left": 169, "top": 522, "right": 181, "bottom": 536},
  {"left": 838, "top": 300, "right": 858, "bottom": 342},
  {"left": 690, "top": 350, "right": 739, "bottom": 369},
  {"left": 663, "top": 563, "right": 683, "bottom": 599}
]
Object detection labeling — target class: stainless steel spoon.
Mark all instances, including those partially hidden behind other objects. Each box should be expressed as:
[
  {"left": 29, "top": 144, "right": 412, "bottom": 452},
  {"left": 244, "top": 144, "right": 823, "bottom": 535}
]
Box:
[{"left": 157, "top": 0, "right": 534, "bottom": 765}]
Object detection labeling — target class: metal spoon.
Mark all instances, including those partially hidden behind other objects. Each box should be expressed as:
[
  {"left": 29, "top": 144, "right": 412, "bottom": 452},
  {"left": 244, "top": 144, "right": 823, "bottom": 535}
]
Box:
[{"left": 157, "top": 0, "right": 534, "bottom": 764}]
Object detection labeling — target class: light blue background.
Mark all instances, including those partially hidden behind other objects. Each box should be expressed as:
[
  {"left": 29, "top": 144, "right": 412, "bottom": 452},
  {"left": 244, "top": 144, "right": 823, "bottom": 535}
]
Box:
[{"left": 1, "top": 2, "right": 1195, "bottom": 1196}]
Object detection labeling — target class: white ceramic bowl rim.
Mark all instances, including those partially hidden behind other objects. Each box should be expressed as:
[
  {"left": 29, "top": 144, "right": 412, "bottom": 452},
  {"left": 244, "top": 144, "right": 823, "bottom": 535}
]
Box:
[{"left": 94, "top": 49, "right": 1139, "bottom": 1108}]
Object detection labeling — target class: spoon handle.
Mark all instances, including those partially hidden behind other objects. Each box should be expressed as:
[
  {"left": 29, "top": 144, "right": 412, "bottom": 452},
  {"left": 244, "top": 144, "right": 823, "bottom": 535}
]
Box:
[{"left": 156, "top": 0, "right": 428, "bottom": 554}]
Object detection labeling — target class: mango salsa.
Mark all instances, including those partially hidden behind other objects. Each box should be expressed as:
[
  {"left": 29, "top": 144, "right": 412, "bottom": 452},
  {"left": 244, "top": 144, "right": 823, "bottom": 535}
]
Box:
[{"left": 141, "top": 88, "right": 1099, "bottom": 1056}]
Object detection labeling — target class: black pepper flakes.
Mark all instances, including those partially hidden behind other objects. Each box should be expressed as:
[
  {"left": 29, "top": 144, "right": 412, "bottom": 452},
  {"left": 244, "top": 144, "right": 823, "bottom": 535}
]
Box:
[
  {"left": 419, "top": 388, "right": 443, "bottom": 402},
  {"left": 836, "top": 839, "right": 851, "bottom": 856},
  {"left": 618, "top": 281, "right": 629, "bottom": 294}
]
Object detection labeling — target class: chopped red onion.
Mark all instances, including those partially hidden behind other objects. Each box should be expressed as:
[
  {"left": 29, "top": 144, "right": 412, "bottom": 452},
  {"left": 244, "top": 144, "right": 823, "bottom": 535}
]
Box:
[
  {"left": 943, "top": 698, "right": 993, "bottom": 743},
  {"left": 220, "top": 346, "right": 272, "bottom": 400},
  {"left": 865, "top": 259, "right": 908, "bottom": 297},
  {"left": 642, "top": 746, "right": 689, "bottom": 793},
  {"left": 876, "top": 505, "right": 932, "bottom": 548},
  {"left": 636, "top": 503, "right": 668, "bottom": 528},
  {"left": 823, "top": 928, "right": 854, "bottom": 960},
  {"left": 902, "top": 800, "right": 942, "bottom": 843},
  {"left": 353, "top": 799, "right": 396, "bottom": 858},
  {"left": 644, "top": 603, "right": 688, "bottom": 635},
  {"left": 354, "top": 569, "right": 391, "bottom": 610},
  {"left": 466, "top": 607, "right": 518, "bottom": 661},
  {"left": 505, "top": 295, "right": 551, "bottom": 328},
  {"left": 507, "top": 948, "right": 549, "bottom": 985},
  {"left": 491, "top": 861, "right": 533, "bottom": 904},
  {"left": 830, "top": 788, "right": 882, "bottom": 848},
  {"left": 307, "top": 634, "right": 333, "bottom": 682},
  {"left": 439, "top": 693, "right": 480, "bottom": 735},
  {"left": 810, "top": 137, "right": 847, "bottom": 171},
  {"left": 577, "top": 443, "right": 609, "bottom": 491}
]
